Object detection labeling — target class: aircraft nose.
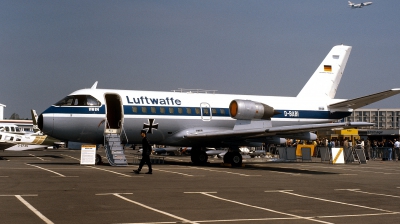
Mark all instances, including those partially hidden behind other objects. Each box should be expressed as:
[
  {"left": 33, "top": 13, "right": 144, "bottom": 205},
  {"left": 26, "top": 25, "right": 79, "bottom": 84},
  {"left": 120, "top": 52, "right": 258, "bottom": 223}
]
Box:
[
  {"left": 38, "top": 113, "right": 53, "bottom": 135},
  {"left": 38, "top": 114, "right": 43, "bottom": 130}
]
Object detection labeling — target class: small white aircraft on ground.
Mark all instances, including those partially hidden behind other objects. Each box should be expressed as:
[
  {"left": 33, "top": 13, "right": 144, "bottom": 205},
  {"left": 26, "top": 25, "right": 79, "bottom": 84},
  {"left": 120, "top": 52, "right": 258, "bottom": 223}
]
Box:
[{"left": 0, "top": 110, "right": 62, "bottom": 151}]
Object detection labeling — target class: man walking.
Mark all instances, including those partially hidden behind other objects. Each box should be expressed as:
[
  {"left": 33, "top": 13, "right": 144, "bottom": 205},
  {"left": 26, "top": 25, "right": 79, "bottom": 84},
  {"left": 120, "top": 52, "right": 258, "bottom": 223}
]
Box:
[
  {"left": 134, "top": 130, "right": 152, "bottom": 174},
  {"left": 394, "top": 139, "right": 400, "bottom": 161}
]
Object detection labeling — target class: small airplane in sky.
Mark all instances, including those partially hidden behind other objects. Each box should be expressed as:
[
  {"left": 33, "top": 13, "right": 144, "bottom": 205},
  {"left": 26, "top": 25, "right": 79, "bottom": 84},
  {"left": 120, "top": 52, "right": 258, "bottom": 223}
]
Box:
[
  {"left": 38, "top": 45, "right": 400, "bottom": 166},
  {"left": 348, "top": 1, "right": 373, "bottom": 8}
]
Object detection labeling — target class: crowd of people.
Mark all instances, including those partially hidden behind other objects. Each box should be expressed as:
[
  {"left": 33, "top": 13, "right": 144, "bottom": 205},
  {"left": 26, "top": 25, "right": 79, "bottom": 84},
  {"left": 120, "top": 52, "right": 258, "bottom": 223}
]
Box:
[{"left": 282, "top": 137, "right": 400, "bottom": 161}]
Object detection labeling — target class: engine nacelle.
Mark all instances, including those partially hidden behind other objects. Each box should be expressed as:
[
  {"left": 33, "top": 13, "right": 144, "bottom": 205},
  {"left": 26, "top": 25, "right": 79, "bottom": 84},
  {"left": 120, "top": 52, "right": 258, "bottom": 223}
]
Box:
[
  {"left": 281, "top": 132, "right": 317, "bottom": 141},
  {"left": 229, "top": 100, "right": 278, "bottom": 120}
]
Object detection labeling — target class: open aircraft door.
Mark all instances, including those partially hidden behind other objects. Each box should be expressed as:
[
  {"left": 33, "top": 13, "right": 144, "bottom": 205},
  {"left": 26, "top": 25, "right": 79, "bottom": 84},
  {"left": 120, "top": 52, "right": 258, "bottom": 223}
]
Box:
[
  {"left": 200, "top": 102, "right": 212, "bottom": 121},
  {"left": 104, "top": 94, "right": 124, "bottom": 133}
]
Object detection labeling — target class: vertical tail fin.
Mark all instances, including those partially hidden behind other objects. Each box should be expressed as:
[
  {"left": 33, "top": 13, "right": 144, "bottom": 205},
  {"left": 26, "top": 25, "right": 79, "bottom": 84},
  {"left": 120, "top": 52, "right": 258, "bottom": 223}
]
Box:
[
  {"left": 31, "top": 109, "right": 40, "bottom": 133},
  {"left": 296, "top": 45, "right": 352, "bottom": 99}
]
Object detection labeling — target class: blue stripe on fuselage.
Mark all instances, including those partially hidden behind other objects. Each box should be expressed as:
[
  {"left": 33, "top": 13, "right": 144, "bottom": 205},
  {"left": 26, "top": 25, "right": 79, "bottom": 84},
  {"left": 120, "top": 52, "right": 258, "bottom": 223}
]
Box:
[
  {"left": 42, "top": 105, "right": 106, "bottom": 114},
  {"left": 41, "top": 105, "right": 351, "bottom": 120}
]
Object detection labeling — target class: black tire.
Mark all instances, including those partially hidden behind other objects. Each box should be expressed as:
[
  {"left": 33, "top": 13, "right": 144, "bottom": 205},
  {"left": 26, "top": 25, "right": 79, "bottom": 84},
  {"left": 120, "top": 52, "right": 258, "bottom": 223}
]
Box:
[
  {"left": 223, "top": 152, "right": 232, "bottom": 164},
  {"left": 231, "top": 152, "right": 242, "bottom": 167},
  {"left": 191, "top": 152, "right": 199, "bottom": 164},
  {"left": 95, "top": 154, "right": 102, "bottom": 165},
  {"left": 197, "top": 151, "right": 208, "bottom": 164},
  {"left": 191, "top": 150, "right": 208, "bottom": 165}
]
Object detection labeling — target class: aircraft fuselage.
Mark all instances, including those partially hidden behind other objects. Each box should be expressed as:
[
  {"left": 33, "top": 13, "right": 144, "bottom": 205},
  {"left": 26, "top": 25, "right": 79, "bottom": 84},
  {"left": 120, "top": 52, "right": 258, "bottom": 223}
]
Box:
[{"left": 39, "top": 88, "right": 350, "bottom": 147}]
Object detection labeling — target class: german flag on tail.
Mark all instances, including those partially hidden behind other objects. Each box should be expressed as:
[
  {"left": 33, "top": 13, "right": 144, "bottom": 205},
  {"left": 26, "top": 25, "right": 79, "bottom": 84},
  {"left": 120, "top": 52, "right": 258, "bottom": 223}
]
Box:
[{"left": 324, "top": 65, "right": 332, "bottom": 72}]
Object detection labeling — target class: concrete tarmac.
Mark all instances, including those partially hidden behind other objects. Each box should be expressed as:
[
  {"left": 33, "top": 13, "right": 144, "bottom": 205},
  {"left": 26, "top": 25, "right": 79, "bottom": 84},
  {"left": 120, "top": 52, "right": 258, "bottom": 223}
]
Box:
[{"left": 1, "top": 148, "right": 399, "bottom": 224}]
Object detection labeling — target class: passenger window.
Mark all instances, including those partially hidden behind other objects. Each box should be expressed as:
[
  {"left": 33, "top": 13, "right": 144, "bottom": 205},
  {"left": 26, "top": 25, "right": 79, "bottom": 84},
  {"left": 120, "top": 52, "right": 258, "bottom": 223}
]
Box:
[
  {"left": 141, "top": 107, "right": 147, "bottom": 113},
  {"left": 132, "top": 107, "right": 138, "bottom": 113},
  {"left": 203, "top": 108, "right": 209, "bottom": 115},
  {"left": 151, "top": 107, "right": 156, "bottom": 114},
  {"left": 178, "top": 108, "right": 183, "bottom": 114},
  {"left": 186, "top": 108, "right": 192, "bottom": 114},
  {"left": 220, "top": 109, "right": 226, "bottom": 115},
  {"left": 160, "top": 107, "right": 165, "bottom": 114},
  {"left": 5, "top": 127, "right": 10, "bottom": 132},
  {"left": 169, "top": 108, "right": 174, "bottom": 114},
  {"left": 195, "top": 108, "right": 200, "bottom": 115},
  {"left": 212, "top": 109, "right": 217, "bottom": 115}
]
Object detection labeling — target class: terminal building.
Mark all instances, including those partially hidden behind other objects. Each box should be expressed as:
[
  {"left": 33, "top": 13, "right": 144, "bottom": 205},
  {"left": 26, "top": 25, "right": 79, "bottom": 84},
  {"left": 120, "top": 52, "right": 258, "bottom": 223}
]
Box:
[
  {"left": 0, "top": 103, "right": 34, "bottom": 132},
  {"left": 341, "top": 108, "right": 400, "bottom": 141}
]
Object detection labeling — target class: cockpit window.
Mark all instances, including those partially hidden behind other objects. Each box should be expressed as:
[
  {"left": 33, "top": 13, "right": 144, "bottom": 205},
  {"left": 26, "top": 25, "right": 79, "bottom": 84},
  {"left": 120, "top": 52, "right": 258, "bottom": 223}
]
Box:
[{"left": 54, "top": 95, "right": 101, "bottom": 106}]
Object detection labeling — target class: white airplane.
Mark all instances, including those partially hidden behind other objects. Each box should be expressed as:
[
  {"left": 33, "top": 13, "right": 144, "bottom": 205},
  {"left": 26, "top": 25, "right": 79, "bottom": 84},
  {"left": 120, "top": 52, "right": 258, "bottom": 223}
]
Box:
[
  {"left": 348, "top": 1, "right": 372, "bottom": 8},
  {"left": 38, "top": 45, "right": 400, "bottom": 166},
  {"left": 0, "top": 110, "right": 61, "bottom": 151}
]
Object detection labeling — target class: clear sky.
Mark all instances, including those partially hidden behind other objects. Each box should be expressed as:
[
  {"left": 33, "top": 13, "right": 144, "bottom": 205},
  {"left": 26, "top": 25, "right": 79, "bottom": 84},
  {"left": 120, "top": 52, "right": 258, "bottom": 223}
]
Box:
[{"left": 1, "top": 0, "right": 399, "bottom": 119}]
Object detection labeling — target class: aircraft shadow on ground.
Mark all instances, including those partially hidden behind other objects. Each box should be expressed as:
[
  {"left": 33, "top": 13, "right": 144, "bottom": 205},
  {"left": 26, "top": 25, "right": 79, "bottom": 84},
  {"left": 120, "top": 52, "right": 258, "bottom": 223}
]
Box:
[{"left": 163, "top": 160, "right": 338, "bottom": 175}]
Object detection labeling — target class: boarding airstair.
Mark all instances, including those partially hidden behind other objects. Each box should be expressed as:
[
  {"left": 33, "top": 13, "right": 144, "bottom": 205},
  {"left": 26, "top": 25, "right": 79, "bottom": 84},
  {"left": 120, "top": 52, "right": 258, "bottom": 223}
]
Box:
[{"left": 104, "top": 124, "right": 128, "bottom": 166}]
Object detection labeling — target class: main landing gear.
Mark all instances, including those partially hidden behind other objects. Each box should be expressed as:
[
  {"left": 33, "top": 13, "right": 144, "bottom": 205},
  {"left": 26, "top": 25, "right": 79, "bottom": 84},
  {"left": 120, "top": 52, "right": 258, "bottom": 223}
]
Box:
[
  {"left": 223, "top": 150, "right": 242, "bottom": 167},
  {"left": 190, "top": 147, "right": 208, "bottom": 165},
  {"left": 190, "top": 146, "right": 242, "bottom": 167}
]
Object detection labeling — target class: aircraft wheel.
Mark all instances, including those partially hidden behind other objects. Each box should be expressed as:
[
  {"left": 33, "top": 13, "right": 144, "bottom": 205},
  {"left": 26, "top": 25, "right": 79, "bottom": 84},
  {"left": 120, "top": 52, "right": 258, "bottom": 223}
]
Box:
[
  {"left": 223, "top": 152, "right": 232, "bottom": 164},
  {"left": 95, "top": 154, "right": 102, "bottom": 165},
  {"left": 197, "top": 151, "right": 208, "bottom": 164},
  {"left": 191, "top": 152, "right": 199, "bottom": 164},
  {"left": 191, "top": 150, "right": 208, "bottom": 165},
  {"left": 231, "top": 152, "right": 242, "bottom": 167}
]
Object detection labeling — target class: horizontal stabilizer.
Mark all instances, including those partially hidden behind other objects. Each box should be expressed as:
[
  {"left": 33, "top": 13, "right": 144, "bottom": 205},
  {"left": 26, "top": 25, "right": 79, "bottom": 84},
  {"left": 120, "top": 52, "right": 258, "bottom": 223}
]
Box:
[{"left": 329, "top": 88, "right": 400, "bottom": 110}]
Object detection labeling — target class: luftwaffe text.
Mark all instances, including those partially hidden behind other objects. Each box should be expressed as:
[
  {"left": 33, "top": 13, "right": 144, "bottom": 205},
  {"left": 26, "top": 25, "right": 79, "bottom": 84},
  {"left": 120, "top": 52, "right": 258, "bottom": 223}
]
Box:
[{"left": 126, "top": 96, "right": 182, "bottom": 105}]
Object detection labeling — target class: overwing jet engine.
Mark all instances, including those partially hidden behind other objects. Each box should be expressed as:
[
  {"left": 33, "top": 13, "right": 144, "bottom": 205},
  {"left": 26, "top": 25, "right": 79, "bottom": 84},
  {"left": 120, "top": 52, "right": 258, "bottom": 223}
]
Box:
[{"left": 229, "top": 100, "right": 279, "bottom": 120}]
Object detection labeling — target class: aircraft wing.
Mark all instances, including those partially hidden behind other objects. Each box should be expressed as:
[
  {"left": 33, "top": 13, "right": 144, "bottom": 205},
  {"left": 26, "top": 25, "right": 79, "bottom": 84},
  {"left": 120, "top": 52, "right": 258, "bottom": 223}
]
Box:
[
  {"left": 0, "top": 142, "right": 16, "bottom": 151},
  {"left": 329, "top": 88, "right": 400, "bottom": 110},
  {"left": 184, "top": 122, "right": 373, "bottom": 139},
  {"left": 0, "top": 142, "right": 51, "bottom": 151}
]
